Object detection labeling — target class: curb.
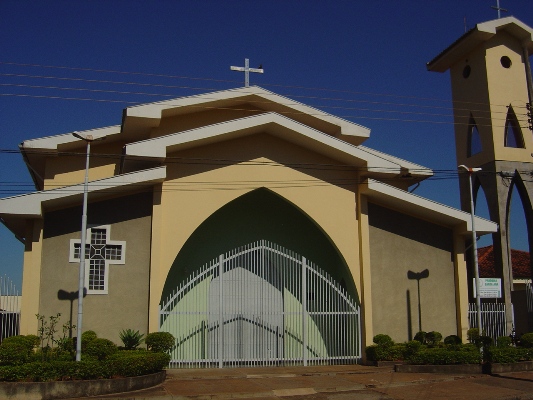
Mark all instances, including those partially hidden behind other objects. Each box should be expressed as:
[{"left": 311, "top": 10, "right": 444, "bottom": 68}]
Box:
[{"left": 0, "top": 371, "right": 166, "bottom": 400}]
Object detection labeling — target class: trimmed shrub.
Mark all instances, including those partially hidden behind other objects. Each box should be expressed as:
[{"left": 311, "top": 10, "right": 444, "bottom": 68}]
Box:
[
  {"left": 108, "top": 351, "right": 170, "bottom": 377},
  {"left": 520, "top": 333, "right": 533, "bottom": 348},
  {"left": 119, "top": 329, "right": 144, "bottom": 350},
  {"left": 145, "top": 332, "right": 175, "bottom": 354},
  {"left": 0, "top": 342, "right": 29, "bottom": 366},
  {"left": 0, "top": 351, "right": 170, "bottom": 382},
  {"left": 425, "top": 331, "right": 443, "bottom": 347},
  {"left": 413, "top": 331, "right": 426, "bottom": 344},
  {"left": 84, "top": 338, "right": 118, "bottom": 361},
  {"left": 0, "top": 335, "right": 40, "bottom": 365},
  {"left": 405, "top": 340, "right": 422, "bottom": 356},
  {"left": 373, "top": 334, "right": 394, "bottom": 347},
  {"left": 488, "top": 347, "right": 533, "bottom": 364},
  {"left": 444, "top": 335, "right": 462, "bottom": 346},
  {"left": 467, "top": 328, "right": 480, "bottom": 343},
  {"left": 365, "top": 344, "right": 405, "bottom": 361},
  {"left": 496, "top": 336, "right": 512, "bottom": 348},
  {"left": 407, "top": 346, "right": 480, "bottom": 365},
  {"left": 475, "top": 335, "right": 493, "bottom": 350}
]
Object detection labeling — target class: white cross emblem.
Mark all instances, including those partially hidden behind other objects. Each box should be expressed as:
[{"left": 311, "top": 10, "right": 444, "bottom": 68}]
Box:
[{"left": 69, "top": 225, "right": 126, "bottom": 295}]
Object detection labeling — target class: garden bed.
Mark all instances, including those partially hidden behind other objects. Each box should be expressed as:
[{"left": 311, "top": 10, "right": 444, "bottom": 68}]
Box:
[{"left": 0, "top": 370, "right": 165, "bottom": 400}]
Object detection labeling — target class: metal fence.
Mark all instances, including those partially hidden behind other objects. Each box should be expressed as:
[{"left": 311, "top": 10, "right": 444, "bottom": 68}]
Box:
[
  {"left": 160, "top": 240, "right": 361, "bottom": 368},
  {"left": 468, "top": 302, "right": 508, "bottom": 339},
  {"left": 526, "top": 281, "right": 533, "bottom": 331},
  {"left": 0, "top": 275, "right": 21, "bottom": 343}
]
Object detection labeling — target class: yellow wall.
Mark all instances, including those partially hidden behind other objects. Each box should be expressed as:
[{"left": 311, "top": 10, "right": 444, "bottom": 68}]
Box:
[
  {"left": 148, "top": 133, "right": 361, "bottom": 331},
  {"left": 19, "top": 219, "right": 43, "bottom": 335},
  {"left": 450, "top": 33, "right": 532, "bottom": 167},
  {"left": 43, "top": 142, "right": 123, "bottom": 189}
]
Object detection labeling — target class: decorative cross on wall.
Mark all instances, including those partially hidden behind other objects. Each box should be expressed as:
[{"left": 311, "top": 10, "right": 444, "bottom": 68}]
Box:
[{"left": 69, "top": 225, "right": 126, "bottom": 295}]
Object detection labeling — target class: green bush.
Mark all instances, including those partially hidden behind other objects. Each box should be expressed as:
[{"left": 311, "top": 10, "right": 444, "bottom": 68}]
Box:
[
  {"left": 467, "top": 328, "right": 480, "bottom": 343},
  {"left": 488, "top": 346, "right": 533, "bottom": 364},
  {"left": 84, "top": 338, "right": 118, "bottom": 361},
  {"left": 413, "top": 331, "right": 426, "bottom": 344},
  {"left": 520, "top": 333, "right": 533, "bottom": 348},
  {"left": 496, "top": 336, "right": 512, "bottom": 348},
  {"left": 405, "top": 340, "right": 422, "bottom": 356},
  {"left": 145, "top": 332, "right": 175, "bottom": 354},
  {"left": 0, "top": 351, "right": 170, "bottom": 382},
  {"left": 365, "top": 344, "right": 405, "bottom": 361},
  {"left": 108, "top": 351, "right": 170, "bottom": 377},
  {"left": 444, "top": 335, "right": 462, "bottom": 346},
  {"left": 0, "top": 335, "right": 40, "bottom": 365},
  {"left": 119, "top": 329, "right": 144, "bottom": 350},
  {"left": 425, "top": 331, "right": 442, "bottom": 347},
  {"left": 0, "top": 342, "right": 29, "bottom": 366},
  {"left": 407, "top": 346, "right": 480, "bottom": 365},
  {"left": 475, "top": 335, "right": 493, "bottom": 350},
  {"left": 1, "top": 335, "right": 39, "bottom": 352},
  {"left": 372, "top": 334, "right": 394, "bottom": 347}
]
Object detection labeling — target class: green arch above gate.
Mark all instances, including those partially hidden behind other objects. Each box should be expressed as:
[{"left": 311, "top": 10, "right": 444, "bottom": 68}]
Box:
[{"left": 161, "top": 188, "right": 358, "bottom": 304}]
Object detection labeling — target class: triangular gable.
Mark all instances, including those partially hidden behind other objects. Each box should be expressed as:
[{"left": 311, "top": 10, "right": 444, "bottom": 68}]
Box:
[
  {"left": 122, "top": 86, "right": 371, "bottom": 145},
  {"left": 122, "top": 112, "right": 431, "bottom": 181},
  {"left": 428, "top": 16, "right": 533, "bottom": 72}
]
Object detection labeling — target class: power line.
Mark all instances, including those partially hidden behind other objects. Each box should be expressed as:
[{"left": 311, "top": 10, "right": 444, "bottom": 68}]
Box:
[
  {"left": 1, "top": 63, "right": 529, "bottom": 112},
  {"left": 2, "top": 60, "right": 529, "bottom": 110}
]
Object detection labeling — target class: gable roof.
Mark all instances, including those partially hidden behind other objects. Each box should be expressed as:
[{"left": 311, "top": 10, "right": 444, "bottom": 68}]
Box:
[
  {"left": 360, "top": 179, "right": 498, "bottom": 236},
  {"left": 427, "top": 16, "right": 533, "bottom": 72},
  {"left": 122, "top": 112, "right": 432, "bottom": 181},
  {"left": 122, "top": 86, "right": 371, "bottom": 144},
  {"left": 478, "top": 245, "right": 531, "bottom": 279},
  {"left": 0, "top": 166, "right": 166, "bottom": 240}
]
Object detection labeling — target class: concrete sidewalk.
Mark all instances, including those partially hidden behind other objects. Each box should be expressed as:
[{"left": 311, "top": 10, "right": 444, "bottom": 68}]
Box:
[{"left": 70, "top": 364, "right": 533, "bottom": 400}]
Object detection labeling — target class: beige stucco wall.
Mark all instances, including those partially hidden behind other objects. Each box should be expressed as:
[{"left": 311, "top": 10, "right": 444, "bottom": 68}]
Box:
[
  {"left": 148, "top": 132, "right": 362, "bottom": 332},
  {"left": 38, "top": 192, "right": 153, "bottom": 343},
  {"left": 368, "top": 202, "right": 458, "bottom": 342}
]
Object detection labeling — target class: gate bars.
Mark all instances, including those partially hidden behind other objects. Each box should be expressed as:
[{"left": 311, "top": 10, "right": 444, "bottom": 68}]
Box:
[
  {"left": 0, "top": 275, "right": 21, "bottom": 343},
  {"left": 159, "top": 240, "right": 361, "bottom": 368}
]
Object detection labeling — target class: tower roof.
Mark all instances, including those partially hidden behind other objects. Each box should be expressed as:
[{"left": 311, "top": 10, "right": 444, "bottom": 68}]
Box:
[{"left": 427, "top": 16, "right": 533, "bottom": 73}]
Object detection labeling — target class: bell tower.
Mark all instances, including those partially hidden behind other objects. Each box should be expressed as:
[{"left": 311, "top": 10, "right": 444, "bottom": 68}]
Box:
[{"left": 428, "top": 17, "right": 533, "bottom": 332}]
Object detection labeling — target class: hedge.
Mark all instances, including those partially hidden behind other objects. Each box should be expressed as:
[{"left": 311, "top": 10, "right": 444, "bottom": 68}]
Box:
[
  {"left": 0, "top": 351, "right": 170, "bottom": 382},
  {"left": 487, "top": 347, "right": 533, "bottom": 364},
  {"left": 406, "top": 346, "right": 481, "bottom": 365}
]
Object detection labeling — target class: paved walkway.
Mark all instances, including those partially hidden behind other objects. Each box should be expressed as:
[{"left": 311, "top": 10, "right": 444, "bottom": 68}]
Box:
[{"left": 70, "top": 364, "right": 533, "bottom": 400}]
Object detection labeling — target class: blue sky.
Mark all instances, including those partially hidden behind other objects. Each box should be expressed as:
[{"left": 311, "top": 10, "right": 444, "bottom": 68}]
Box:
[{"left": 1, "top": 1, "right": 532, "bottom": 290}]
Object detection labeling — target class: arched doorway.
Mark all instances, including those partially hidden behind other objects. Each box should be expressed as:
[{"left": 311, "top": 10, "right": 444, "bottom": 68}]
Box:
[
  {"left": 160, "top": 240, "right": 361, "bottom": 367},
  {"left": 159, "top": 189, "right": 361, "bottom": 367}
]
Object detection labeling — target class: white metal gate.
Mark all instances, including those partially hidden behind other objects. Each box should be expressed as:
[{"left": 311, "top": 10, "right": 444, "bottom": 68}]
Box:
[
  {"left": 0, "top": 275, "right": 21, "bottom": 343},
  {"left": 159, "top": 240, "right": 361, "bottom": 368}
]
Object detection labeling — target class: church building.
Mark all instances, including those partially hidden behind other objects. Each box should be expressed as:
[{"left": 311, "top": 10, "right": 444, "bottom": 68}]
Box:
[{"left": 0, "top": 85, "right": 496, "bottom": 366}]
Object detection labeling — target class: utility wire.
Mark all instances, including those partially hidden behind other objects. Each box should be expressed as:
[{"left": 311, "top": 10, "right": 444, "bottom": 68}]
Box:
[{"left": 1, "top": 60, "right": 529, "bottom": 110}]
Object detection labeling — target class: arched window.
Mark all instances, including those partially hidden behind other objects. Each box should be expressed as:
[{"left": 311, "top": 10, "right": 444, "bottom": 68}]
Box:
[
  {"left": 467, "top": 115, "right": 482, "bottom": 157},
  {"left": 504, "top": 106, "right": 525, "bottom": 148}
]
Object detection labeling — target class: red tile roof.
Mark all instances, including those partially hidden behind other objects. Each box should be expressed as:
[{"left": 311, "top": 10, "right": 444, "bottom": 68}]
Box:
[{"left": 478, "top": 245, "right": 530, "bottom": 279}]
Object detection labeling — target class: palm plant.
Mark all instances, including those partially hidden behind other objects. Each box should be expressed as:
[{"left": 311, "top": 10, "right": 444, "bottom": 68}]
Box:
[{"left": 119, "top": 329, "right": 144, "bottom": 350}]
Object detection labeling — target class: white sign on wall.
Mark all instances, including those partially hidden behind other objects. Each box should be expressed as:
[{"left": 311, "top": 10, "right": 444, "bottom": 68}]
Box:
[{"left": 473, "top": 278, "right": 502, "bottom": 298}]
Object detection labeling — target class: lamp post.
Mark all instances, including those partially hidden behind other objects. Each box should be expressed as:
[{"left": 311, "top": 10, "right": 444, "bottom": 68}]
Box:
[
  {"left": 458, "top": 165, "right": 483, "bottom": 335},
  {"left": 72, "top": 132, "right": 105, "bottom": 361}
]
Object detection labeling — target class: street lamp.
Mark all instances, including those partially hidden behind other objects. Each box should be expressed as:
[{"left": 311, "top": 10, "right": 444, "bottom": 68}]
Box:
[
  {"left": 72, "top": 132, "right": 105, "bottom": 361},
  {"left": 458, "top": 165, "right": 483, "bottom": 336}
]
